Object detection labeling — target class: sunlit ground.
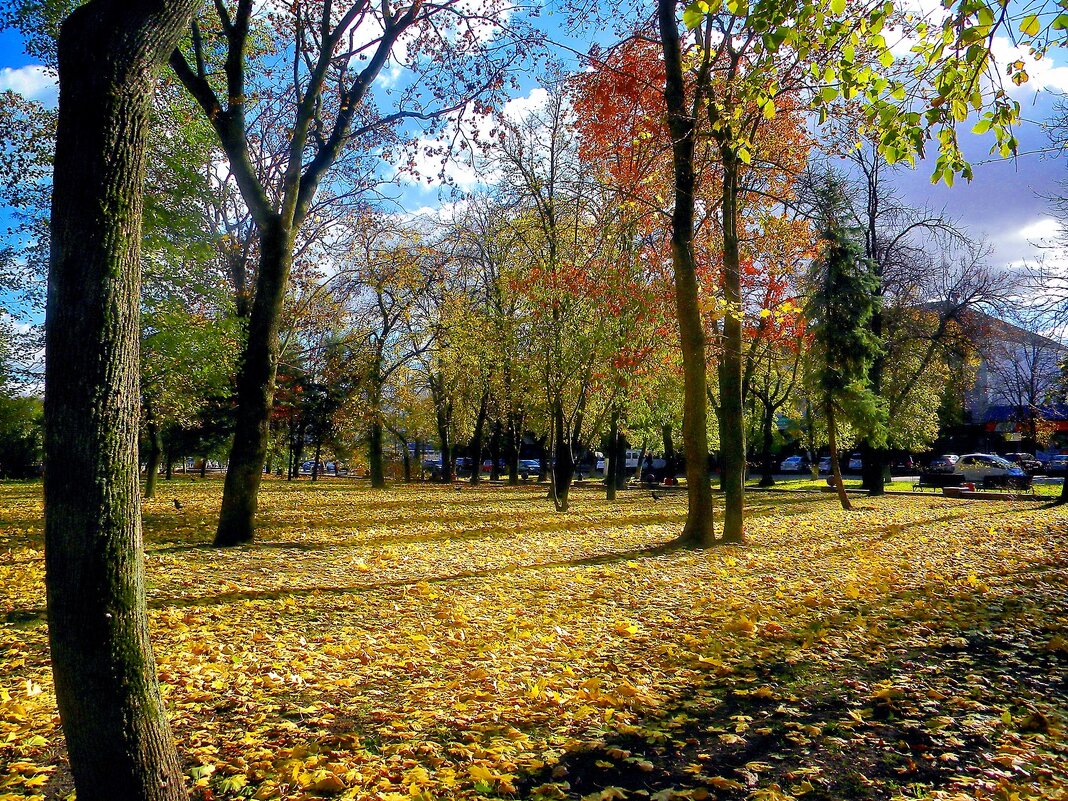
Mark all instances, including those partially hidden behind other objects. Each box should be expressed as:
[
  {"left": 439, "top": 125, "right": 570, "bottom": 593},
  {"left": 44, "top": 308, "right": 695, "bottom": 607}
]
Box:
[{"left": 1, "top": 478, "right": 1065, "bottom": 800}]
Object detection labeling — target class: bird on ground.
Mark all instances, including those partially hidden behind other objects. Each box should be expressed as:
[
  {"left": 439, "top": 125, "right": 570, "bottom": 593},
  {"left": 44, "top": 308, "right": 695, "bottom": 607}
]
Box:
[
  {"left": 173, "top": 499, "right": 183, "bottom": 510},
  {"left": 651, "top": 491, "right": 662, "bottom": 501}
]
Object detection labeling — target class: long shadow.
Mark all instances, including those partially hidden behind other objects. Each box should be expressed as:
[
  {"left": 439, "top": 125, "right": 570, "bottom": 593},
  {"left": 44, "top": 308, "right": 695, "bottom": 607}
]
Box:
[
  {"left": 146, "top": 506, "right": 686, "bottom": 556},
  {"left": 510, "top": 557, "right": 1068, "bottom": 799}
]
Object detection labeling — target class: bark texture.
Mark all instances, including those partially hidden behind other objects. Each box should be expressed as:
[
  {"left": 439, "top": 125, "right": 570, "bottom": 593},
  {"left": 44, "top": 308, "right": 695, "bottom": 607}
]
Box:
[
  {"left": 659, "top": 0, "right": 716, "bottom": 546},
  {"left": 215, "top": 221, "right": 292, "bottom": 545},
  {"left": 44, "top": 2, "right": 198, "bottom": 799},
  {"left": 717, "top": 153, "right": 746, "bottom": 543}
]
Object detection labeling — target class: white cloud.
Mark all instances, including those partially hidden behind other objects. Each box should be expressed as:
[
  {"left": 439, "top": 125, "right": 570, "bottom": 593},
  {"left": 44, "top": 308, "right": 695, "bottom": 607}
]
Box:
[
  {"left": 502, "top": 87, "right": 549, "bottom": 121},
  {"left": 1016, "top": 216, "right": 1062, "bottom": 242},
  {"left": 0, "top": 65, "right": 57, "bottom": 101},
  {"left": 990, "top": 37, "right": 1068, "bottom": 95},
  {"left": 393, "top": 85, "right": 551, "bottom": 191}
]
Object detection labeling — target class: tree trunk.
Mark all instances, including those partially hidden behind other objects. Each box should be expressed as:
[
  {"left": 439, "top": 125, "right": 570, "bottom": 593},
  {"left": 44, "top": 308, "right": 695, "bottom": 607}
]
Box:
[
  {"left": 44, "top": 3, "right": 195, "bottom": 799},
  {"left": 717, "top": 152, "right": 746, "bottom": 544},
  {"left": 286, "top": 417, "right": 295, "bottom": 480},
  {"left": 861, "top": 443, "right": 889, "bottom": 496},
  {"left": 468, "top": 392, "right": 489, "bottom": 485},
  {"left": 215, "top": 219, "right": 293, "bottom": 546},
  {"left": 311, "top": 438, "right": 323, "bottom": 482},
  {"left": 506, "top": 407, "right": 522, "bottom": 485},
  {"left": 400, "top": 437, "right": 411, "bottom": 483},
  {"left": 144, "top": 420, "right": 162, "bottom": 500},
  {"left": 758, "top": 406, "right": 776, "bottom": 487},
  {"left": 537, "top": 434, "right": 549, "bottom": 483},
  {"left": 164, "top": 448, "right": 173, "bottom": 481},
  {"left": 435, "top": 400, "right": 453, "bottom": 484},
  {"left": 658, "top": 0, "right": 715, "bottom": 547},
  {"left": 368, "top": 420, "right": 385, "bottom": 488},
  {"left": 827, "top": 403, "right": 853, "bottom": 511},
  {"left": 607, "top": 407, "right": 619, "bottom": 501},
  {"left": 550, "top": 402, "right": 574, "bottom": 511},
  {"left": 489, "top": 419, "right": 502, "bottom": 481}
]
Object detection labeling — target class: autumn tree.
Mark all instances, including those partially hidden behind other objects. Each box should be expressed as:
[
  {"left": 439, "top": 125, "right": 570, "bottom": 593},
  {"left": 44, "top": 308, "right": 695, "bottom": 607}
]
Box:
[
  {"left": 327, "top": 216, "right": 434, "bottom": 487},
  {"left": 448, "top": 196, "right": 540, "bottom": 484},
  {"left": 44, "top": 3, "right": 199, "bottom": 798},
  {"left": 492, "top": 83, "right": 618, "bottom": 510},
  {"left": 169, "top": 0, "right": 525, "bottom": 545}
]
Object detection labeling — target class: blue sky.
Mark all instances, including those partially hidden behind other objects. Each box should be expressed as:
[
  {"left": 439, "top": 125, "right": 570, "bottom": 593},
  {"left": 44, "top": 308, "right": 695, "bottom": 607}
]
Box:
[{"left": 1, "top": 11, "right": 1067, "bottom": 297}]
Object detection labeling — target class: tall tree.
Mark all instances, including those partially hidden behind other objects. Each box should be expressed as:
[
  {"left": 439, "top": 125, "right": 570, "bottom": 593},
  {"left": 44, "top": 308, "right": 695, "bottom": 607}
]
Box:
[
  {"left": 44, "top": 3, "right": 199, "bottom": 799},
  {"left": 806, "top": 221, "right": 886, "bottom": 511},
  {"left": 170, "top": 0, "right": 522, "bottom": 545}
]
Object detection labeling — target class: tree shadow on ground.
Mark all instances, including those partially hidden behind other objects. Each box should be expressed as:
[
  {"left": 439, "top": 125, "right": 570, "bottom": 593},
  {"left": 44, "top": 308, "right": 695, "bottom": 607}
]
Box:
[{"left": 511, "top": 568, "right": 1067, "bottom": 800}]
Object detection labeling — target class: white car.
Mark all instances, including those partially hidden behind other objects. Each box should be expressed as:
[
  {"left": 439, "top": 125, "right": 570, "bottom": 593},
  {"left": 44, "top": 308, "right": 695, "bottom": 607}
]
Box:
[{"left": 953, "top": 453, "right": 1029, "bottom": 488}]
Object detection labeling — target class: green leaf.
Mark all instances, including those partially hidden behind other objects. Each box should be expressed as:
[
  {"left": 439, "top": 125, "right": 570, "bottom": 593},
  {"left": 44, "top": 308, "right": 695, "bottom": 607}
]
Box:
[
  {"left": 1020, "top": 14, "right": 1041, "bottom": 37},
  {"left": 831, "top": 0, "right": 846, "bottom": 14},
  {"left": 879, "top": 50, "right": 894, "bottom": 68},
  {"left": 971, "top": 118, "right": 991, "bottom": 134},
  {"left": 682, "top": 3, "right": 705, "bottom": 30}
]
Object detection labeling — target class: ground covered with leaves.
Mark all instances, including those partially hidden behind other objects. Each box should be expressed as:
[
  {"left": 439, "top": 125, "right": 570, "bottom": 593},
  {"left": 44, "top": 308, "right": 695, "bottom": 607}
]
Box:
[{"left": 0, "top": 479, "right": 1066, "bottom": 801}]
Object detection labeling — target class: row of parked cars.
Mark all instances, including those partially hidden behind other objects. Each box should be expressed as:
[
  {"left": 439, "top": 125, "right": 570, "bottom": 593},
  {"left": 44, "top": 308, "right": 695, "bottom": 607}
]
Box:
[
  {"left": 929, "top": 452, "right": 1068, "bottom": 477},
  {"left": 779, "top": 454, "right": 865, "bottom": 473},
  {"left": 422, "top": 457, "right": 543, "bottom": 480}
]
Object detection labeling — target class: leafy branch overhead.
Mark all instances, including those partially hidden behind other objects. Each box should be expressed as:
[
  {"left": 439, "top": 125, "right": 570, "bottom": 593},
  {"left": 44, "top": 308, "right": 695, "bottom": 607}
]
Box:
[{"left": 677, "top": 0, "right": 1044, "bottom": 184}]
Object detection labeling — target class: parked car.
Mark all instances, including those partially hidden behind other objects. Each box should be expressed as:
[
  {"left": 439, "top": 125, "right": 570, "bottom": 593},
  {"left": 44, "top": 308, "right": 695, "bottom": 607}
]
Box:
[
  {"left": 846, "top": 454, "right": 863, "bottom": 472},
  {"left": 927, "top": 455, "right": 959, "bottom": 474},
  {"left": 818, "top": 456, "right": 832, "bottom": 474},
  {"left": 1045, "top": 454, "right": 1068, "bottom": 477},
  {"left": 518, "top": 459, "right": 541, "bottom": 478},
  {"left": 779, "top": 455, "right": 810, "bottom": 473},
  {"left": 953, "top": 453, "right": 1030, "bottom": 489},
  {"left": 1004, "top": 452, "right": 1042, "bottom": 474}
]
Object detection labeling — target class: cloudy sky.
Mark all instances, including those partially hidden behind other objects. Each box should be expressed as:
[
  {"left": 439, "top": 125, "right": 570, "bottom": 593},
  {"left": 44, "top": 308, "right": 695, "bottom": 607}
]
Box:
[{"left": 1, "top": 12, "right": 1066, "bottom": 282}]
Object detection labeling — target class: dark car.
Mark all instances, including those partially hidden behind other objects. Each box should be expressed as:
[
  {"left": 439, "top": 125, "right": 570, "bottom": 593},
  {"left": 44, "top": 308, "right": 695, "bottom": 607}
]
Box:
[
  {"left": 926, "top": 455, "right": 958, "bottom": 474},
  {"left": 1045, "top": 454, "right": 1068, "bottom": 477},
  {"left": 1004, "top": 452, "right": 1042, "bottom": 474}
]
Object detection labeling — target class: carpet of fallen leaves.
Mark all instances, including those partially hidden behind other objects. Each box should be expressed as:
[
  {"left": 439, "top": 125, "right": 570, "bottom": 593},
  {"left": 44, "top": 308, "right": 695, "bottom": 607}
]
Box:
[{"left": 1, "top": 478, "right": 1066, "bottom": 801}]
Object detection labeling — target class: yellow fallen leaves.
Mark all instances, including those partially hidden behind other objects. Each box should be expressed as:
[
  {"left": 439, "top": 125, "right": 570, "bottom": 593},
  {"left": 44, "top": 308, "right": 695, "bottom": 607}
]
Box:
[{"left": 0, "top": 480, "right": 1066, "bottom": 801}]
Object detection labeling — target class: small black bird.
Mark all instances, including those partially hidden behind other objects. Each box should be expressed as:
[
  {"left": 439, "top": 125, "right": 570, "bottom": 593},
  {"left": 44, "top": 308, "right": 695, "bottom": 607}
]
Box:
[
  {"left": 651, "top": 491, "right": 662, "bottom": 501},
  {"left": 173, "top": 499, "right": 183, "bottom": 510}
]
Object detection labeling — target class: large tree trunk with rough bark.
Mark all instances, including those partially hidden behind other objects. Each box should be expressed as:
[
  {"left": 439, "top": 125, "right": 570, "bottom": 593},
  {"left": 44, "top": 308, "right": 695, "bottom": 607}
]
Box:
[
  {"left": 44, "top": 3, "right": 197, "bottom": 799},
  {"left": 717, "top": 152, "right": 746, "bottom": 544},
  {"left": 659, "top": 0, "right": 715, "bottom": 546},
  {"left": 215, "top": 221, "right": 293, "bottom": 545}
]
